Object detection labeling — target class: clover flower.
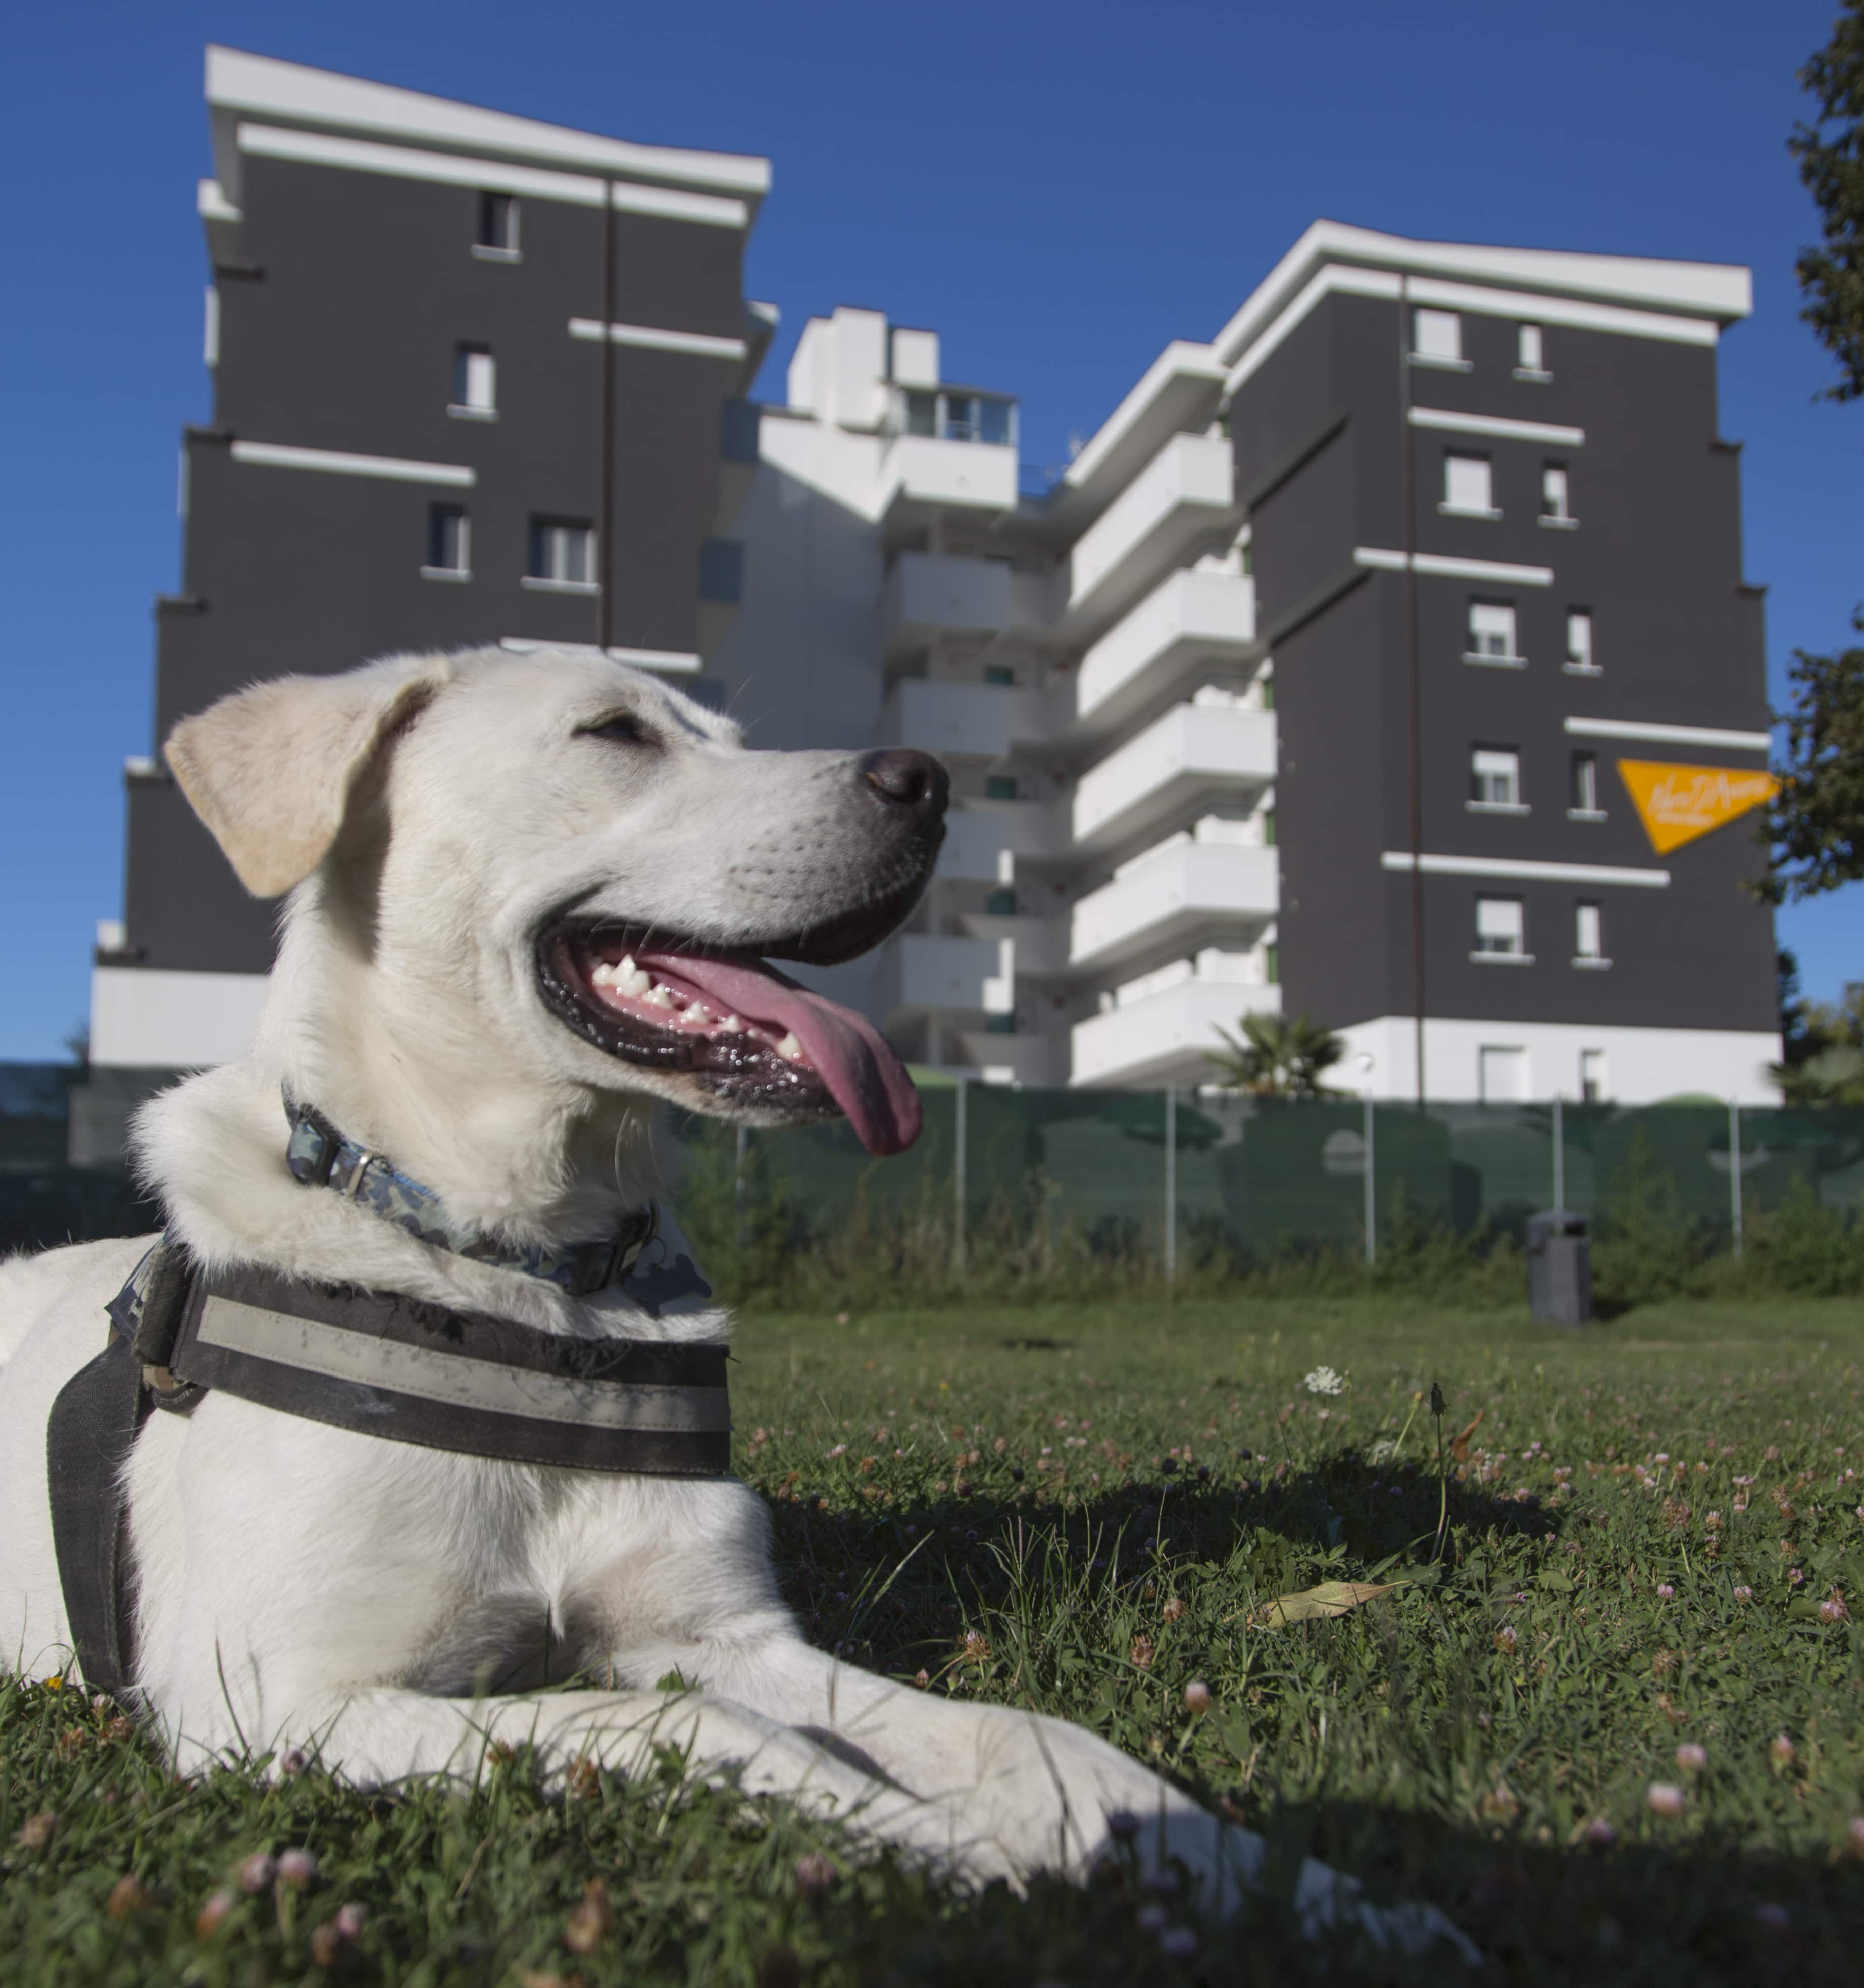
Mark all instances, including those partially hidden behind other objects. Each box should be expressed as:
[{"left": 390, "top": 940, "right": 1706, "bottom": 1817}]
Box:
[
  {"left": 1183, "top": 1680, "right": 1211, "bottom": 1715},
  {"left": 1675, "top": 1743, "right": 1707, "bottom": 1773},
  {"left": 1770, "top": 1733, "right": 1796, "bottom": 1767},
  {"left": 1645, "top": 1782, "right": 1685, "bottom": 1818}
]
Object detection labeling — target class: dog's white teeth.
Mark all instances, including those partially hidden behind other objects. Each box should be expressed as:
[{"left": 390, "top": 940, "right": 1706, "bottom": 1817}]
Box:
[
  {"left": 775, "top": 1032, "right": 803, "bottom": 1061},
  {"left": 686, "top": 1002, "right": 712, "bottom": 1025},
  {"left": 591, "top": 961, "right": 618, "bottom": 987},
  {"left": 643, "top": 984, "right": 675, "bottom": 1009},
  {"left": 719, "top": 1014, "right": 744, "bottom": 1033}
]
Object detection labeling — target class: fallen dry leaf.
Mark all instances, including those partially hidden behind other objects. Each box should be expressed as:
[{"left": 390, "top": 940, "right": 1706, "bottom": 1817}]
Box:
[
  {"left": 1254, "top": 1579, "right": 1406, "bottom": 1628},
  {"left": 1450, "top": 1412, "right": 1485, "bottom": 1463}
]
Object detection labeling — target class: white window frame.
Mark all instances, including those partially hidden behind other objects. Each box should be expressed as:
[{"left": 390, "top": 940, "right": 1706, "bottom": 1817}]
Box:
[
  {"left": 1412, "top": 308, "right": 1468, "bottom": 369},
  {"left": 1473, "top": 897, "right": 1530, "bottom": 963},
  {"left": 1515, "top": 323, "right": 1550, "bottom": 381},
  {"left": 1442, "top": 453, "right": 1498, "bottom": 519},
  {"left": 1540, "top": 462, "right": 1576, "bottom": 528},
  {"left": 1564, "top": 609, "right": 1598, "bottom": 675},
  {"left": 1569, "top": 751, "right": 1603, "bottom": 820},
  {"left": 524, "top": 517, "right": 597, "bottom": 593},
  {"left": 1579, "top": 1048, "right": 1609, "bottom": 1103},
  {"left": 474, "top": 191, "right": 521, "bottom": 261},
  {"left": 451, "top": 345, "right": 497, "bottom": 420},
  {"left": 1574, "top": 900, "right": 1608, "bottom": 968},
  {"left": 1469, "top": 747, "right": 1525, "bottom": 813},
  {"left": 422, "top": 504, "right": 471, "bottom": 582},
  {"left": 1465, "top": 600, "right": 1521, "bottom": 666}
]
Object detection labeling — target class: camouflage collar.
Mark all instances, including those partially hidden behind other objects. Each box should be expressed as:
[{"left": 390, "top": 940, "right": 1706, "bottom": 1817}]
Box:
[{"left": 283, "top": 1097, "right": 657, "bottom": 1296}]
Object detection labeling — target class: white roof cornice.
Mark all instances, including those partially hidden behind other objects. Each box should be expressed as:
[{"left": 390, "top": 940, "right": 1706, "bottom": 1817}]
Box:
[
  {"left": 205, "top": 46, "right": 771, "bottom": 206},
  {"left": 1211, "top": 220, "right": 1750, "bottom": 369}
]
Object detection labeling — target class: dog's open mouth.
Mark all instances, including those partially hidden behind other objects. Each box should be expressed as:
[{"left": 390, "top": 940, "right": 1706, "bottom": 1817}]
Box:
[{"left": 537, "top": 927, "right": 923, "bottom": 1156}]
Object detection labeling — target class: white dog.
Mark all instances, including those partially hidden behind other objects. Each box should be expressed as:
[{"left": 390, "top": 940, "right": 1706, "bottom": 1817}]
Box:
[{"left": 0, "top": 648, "right": 1468, "bottom": 1956}]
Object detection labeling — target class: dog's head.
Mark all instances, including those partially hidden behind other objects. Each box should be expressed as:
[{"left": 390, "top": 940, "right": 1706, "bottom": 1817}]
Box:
[{"left": 165, "top": 648, "right": 946, "bottom": 1156}]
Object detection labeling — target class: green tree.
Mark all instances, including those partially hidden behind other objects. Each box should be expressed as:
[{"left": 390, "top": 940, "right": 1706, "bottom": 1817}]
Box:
[
  {"left": 1206, "top": 1011, "right": 1345, "bottom": 1098},
  {"left": 1790, "top": 0, "right": 1864, "bottom": 401},
  {"left": 1758, "top": 618, "right": 1864, "bottom": 905},
  {"left": 1770, "top": 954, "right": 1864, "bottom": 1104}
]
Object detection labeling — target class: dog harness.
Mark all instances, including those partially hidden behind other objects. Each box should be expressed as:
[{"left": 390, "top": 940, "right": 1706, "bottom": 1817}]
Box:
[{"left": 47, "top": 1105, "right": 731, "bottom": 1701}]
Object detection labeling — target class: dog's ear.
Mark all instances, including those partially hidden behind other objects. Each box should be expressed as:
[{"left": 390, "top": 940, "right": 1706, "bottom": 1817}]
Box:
[{"left": 164, "top": 655, "right": 455, "bottom": 897}]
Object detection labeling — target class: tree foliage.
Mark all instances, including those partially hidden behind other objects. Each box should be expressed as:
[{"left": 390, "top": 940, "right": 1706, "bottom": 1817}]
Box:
[
  {"left": 1205, "top": 1010, "right": 1345, "bottom": 1097},
  {"left": 1758, "top": 616, "right": 1864, "bottom": 903},
  {"left": 1772, "top": 949, "right": 1864, "bottom": 1104},
  {"left": 1790, "top": 0, "right": 1864, "bottom": 400}
]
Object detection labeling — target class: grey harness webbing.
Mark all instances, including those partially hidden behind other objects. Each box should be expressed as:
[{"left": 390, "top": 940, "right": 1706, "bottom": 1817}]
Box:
[{"left": 48, "top": 1243, "right": 731, "bottom": 1698}]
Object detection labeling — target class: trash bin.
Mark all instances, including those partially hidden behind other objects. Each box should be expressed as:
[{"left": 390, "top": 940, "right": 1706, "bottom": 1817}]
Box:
[{"left": 1527, "top": 1210, "right": 1591, "bottom": 1324}]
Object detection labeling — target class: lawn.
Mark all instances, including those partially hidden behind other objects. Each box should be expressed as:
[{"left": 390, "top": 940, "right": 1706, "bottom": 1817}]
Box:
[{"left": 5, "top": 1292, "right": 1863, "bottom": 1985}]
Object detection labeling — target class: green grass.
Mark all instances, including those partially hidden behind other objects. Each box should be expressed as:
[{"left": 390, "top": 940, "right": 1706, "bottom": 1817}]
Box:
[{"left": 6, "top": 1293, "right": 1864, "bottom": 1984}]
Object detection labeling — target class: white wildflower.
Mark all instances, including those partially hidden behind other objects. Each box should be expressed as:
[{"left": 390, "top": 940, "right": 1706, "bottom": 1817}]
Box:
[{"left": 1303, "top": 1366, "right": 1346, "bottom": 1397}]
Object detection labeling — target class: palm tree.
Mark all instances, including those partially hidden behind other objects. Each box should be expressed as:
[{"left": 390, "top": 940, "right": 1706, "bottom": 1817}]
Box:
[{"left": 1206, "top": 1011, "right": 1346, "bottom": 1098}]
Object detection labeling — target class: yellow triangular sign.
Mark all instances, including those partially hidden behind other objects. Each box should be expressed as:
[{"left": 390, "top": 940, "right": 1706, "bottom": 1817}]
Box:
[{"left": 1616, "top": 759, "right": 1778, "bottom": 856}]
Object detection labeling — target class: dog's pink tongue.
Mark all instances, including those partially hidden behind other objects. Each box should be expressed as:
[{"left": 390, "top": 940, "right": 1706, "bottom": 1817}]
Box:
[{"left": 637, "top": 952, "right": 923, "bottom": 1156}]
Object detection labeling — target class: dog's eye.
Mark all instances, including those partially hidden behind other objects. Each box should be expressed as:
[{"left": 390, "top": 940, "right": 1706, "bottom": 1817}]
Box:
[{"left": 582, "top": 713, "right": 654, "bottom": 748}]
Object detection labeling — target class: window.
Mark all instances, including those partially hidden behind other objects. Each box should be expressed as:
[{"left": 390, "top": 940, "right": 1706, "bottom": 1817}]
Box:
[
  {"left": 1570, "top": 752, "right": 1601, "bottom": 817},
  {"left": 451, "top": 345, "right": 496, "bottom": 417},
  {"left": 1515, "top": 324, "right": 1549, "bottom": 380},
  {"left": 1474, "top": 898, "right": 1527, "bottom": 959},
  {"left": 1479, "top": 1045, "right": 1530, "bottom": 1101},
  {"left": 1574, "top": 901, "right": 1606, "bottom": 965},
  {"left": 984, "top": 887, "right": 1017, "bottom": 915},
  {"left": 1443, "top": 454, "right": 1495, "bottom": 516},
  {"left": 476, "top": 192, "right": 519, "bottom": 256},
  {"left": 424, "top": 505, "right": 470, "bottom": 579},
  {"left": 1579, "top": 1049, "right": 1608, "bottom": 1103},
  {"left": 1541, "top": 463, "right": 1575, "bottom": 525},
  {"left": 1412, "top": 309, "right": 1465, "bottom": 366},
  {"left": 1466, "top": 601, "right": 1518, "bottom": 661},
  {"left": 898, "top": 387, "right": 1017, "bottom": 447},
  {"left": 982, "top": 664, "right": 1016, "bottom": 687},
  {"left": 526, "top": 517, "right": 595, "bottom": 590},
  {"left": 984, "top": 774, "right": 1019, "bottom": 801},
  {"left": 1470, "top": 747, "right": 1522, "bottom": 810},
  {"left": 1264, "top": 942, "right": 1280, "bottom": 985},
  {"left": 1260, "top": 808, "right": 1277, "bottom": 847},
  {"left": 1565, "top": 610, "right": 1597, "bottom": 674}
]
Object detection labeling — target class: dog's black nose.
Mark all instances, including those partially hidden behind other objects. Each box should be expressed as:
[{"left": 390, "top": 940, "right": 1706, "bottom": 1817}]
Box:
[{"left": 860, "top": 749, "right": 948, "bottom": 817}]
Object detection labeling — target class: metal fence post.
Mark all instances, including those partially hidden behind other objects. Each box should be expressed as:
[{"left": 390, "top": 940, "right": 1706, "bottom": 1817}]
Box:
[
  {"left": 1552, "top": 1093, "right": 1565, "bottom": 1211},
  {"left": 734, "top": 1123, "right": 748, "bottom": 1246},
  {"left": 1363, "top": 1092, "right": 1377, "bottom": 1264},
  {"left": 953, "top": 1077, "right": 968, "bottom": 1276},
  {"left": 1164, "top": 1085, "right": 1177, "bottom": 1283},
  {"left": 1729, "top": 1096, "right": 1743, "bottom": 1257}
]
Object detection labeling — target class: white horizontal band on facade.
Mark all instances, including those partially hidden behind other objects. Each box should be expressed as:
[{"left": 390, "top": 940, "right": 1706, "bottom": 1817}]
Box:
[
  {"left": 1381, "top": 851, "right": 1671, "bottom": 888},
  {"left": 1408, "top": 406, "right": 1586, "bottom": 447},
  {"left": 237, "top": 123, "right": 748, "bottom": 228},
  {"left": 1353, "top": 547, "right": 1554, "bottom": 587},
  {"left": 567, "top": 318, "right": 749, "bottom": 361},
  {"left": 1403, "top": 274, "right": 1721, "bottom": 348},
  {"left": 1226, "top": 263, "right": 1403, "bottom": 394},
  {"left": 229, "top": 440, "right": 476, "bottom": 487},
  {"left": 196, "top": 177, "right": 242, "bottom": 224},
  {"left": 498, "top": 637, "right": 702, "bottom": 675},
  {"left": 1562, "top": 715, "right": 1772, "bottom": 752}
]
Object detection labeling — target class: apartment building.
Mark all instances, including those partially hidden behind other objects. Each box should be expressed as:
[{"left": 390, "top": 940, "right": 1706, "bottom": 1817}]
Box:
[
  {"left": 82, "top": 47, "right": 769, "bottom": 1134},
  {"left": 712, "top": 225, "right": 1779, "bottom": 1102},
  {"left": 80, "top": 49, "right": 1780, "bottom": 1122}
]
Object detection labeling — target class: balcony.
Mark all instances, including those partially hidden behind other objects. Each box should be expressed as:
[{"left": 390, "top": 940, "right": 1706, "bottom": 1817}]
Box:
[
  {"left": 954, "top": 1030, "right": 1068, "bottom": 1086},
  {"left": 1068, "top": 568, "right": 1258, "bottom": 743},
  {"left": 953, "top": 912, "right": 1067, "bottom": 976},
  {"left": 1069, "top": 839, "right": 1278, "bottom": 971},
  {"left": 878, "top": 551, "right": 1053, "bottom": 662},
  {"left": 1072, "top": 702, "right": 1276, "bottom": 851},
  {"left": 1071, "top": 978, "right": 1281, "bottom": 1088},
  {"left": 935, "top": 803, "right": 1062, "bottom": 882},
  {"left": 879, "top": 434, "right": 1018, "bottom": 543},
  {"left": 1060, "top": 432, "right": 1237, "bottom": 644},
  {"left": 880, "top": 678, "right": 1054, "bottom": 761},
  {"left": 878, "top": 933, "right": 1012, "bottom": 1016}
]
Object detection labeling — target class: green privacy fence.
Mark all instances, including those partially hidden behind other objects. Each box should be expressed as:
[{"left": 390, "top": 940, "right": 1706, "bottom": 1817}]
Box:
[{"left": 670, "top": 1088, "right": 1864, "bottom": 1269}]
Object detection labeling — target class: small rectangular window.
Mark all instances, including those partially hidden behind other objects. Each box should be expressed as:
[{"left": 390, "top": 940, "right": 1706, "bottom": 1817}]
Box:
[
  {"left": 1542, "top": 463, "right": 1572, "bottom": 522},
  {"left": 984, "top": 886, "right": 1017, "bottom": 915},
  {"left": 904, "top": 391, "right": 937, "bottom": 437},
  {"left": 1470, "top": 748, "right": 1521, "bottom": 809},
  {"left": 1474, "top": 898, "right": 1526, "bottom": 957},
  {"left": 477, "top": 192, "right": 519, "bottom": 253},
  {"left": 1516, "top": 324, "right": 1548, "bottom": 378},
  {"left": 1580, "top": 1048, "right": 1608, "bottom": 1102},
  {"left": 979, "top": 397, "right": 1015, "bottom": 447},
  {"left": 1467, "top": 601, "right": 1517, "bottom": 659},
  {"left": 452, "top": 345, "right": 496, "bottom": 416},
  {"left": 1570, "top": 752, "right": 1599, "bottom": 814},
  {"left": 527, "top": 517, "right": 595, "bottom": 588},
  {"left": 984, "top": 774, "right": 1019, "bottom": 801},
  {"left": 1443, "top": 454, "right": 1494, "bottom": 516},
  {"left": 1264, "top": 942, "right": 1279, "bottom": 985},
  {"left": 982, "top": 664, "right": 1016, "bottom": 686},
  {"left": 943, "top": 394, "right": 981, "bottom": 443},
  {"left": 1413, "top": 309, "right": 1463, "bottom": 365},
  {"left": 1566, "top": 610, "right": 1596, "bottom": 673},
  {"left": 1575, "top": 901, "right": 1603, "bottom": 961},
  {"left": 425, "top": 504, "right": 470, "bottom": 577}
]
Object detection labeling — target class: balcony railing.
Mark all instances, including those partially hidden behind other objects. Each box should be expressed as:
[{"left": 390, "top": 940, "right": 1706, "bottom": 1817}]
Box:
[
  {"left": 1069, "top": 568, "right": 1258, "bottom": 740},
  {"left": 1070, "top": 977, "right": 1281, "bottom": 1088},
  {"left": 1069, "top": 838, "right": 1278, "bottom": 970},
  {"left": 1072, "top": 702, "right": 1275, "bottom": 850}
]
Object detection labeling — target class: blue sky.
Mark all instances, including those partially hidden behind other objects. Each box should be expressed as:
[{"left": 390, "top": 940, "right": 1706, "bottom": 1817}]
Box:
[{"left": 2, "top": 0, "right": 1858, "bottom": 1059}]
